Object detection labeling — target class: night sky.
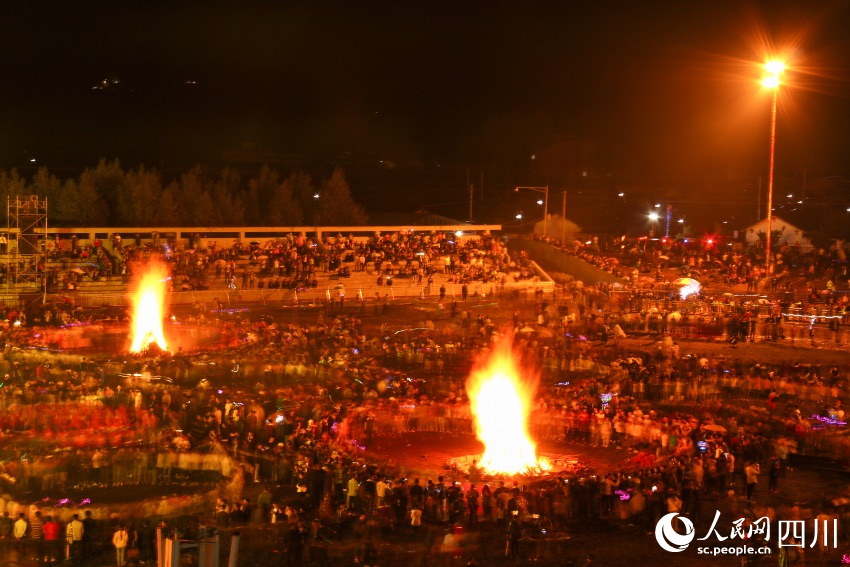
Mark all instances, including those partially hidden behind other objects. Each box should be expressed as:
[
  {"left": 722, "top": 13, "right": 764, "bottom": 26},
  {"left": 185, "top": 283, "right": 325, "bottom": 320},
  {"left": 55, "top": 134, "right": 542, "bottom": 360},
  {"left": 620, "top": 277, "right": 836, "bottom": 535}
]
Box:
[{"left": 2, "top": 1, "right": 849, "bottom": 227}]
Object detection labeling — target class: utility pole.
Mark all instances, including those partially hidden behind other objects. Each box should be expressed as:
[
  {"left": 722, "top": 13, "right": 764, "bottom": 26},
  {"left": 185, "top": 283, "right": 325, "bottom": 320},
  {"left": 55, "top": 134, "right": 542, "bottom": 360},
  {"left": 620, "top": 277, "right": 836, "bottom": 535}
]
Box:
[
  {"left": 561, "top": 191, "right": 567, "bottom": 243},
  {"left": 480, "top": 170, "right": 484, "bottom": 200},
  {"left": 514, "top": 186, "right": 548, "bottom": 237},
  {"left": 467, "top": 169, "right": 472, "bottom": 222}
]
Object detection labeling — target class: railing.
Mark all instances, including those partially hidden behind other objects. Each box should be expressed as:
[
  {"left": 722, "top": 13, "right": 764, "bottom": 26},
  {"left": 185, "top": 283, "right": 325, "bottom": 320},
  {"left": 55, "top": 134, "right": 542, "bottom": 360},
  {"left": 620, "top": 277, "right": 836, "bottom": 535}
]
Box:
[
  {"left": 99, "top": 240, "right": 123, "bottom": 274},
  {"left": 0, "top": 278, "right": 555, "bottom": 308},
  {"left": 4, "top": 223, "right": 503, "bottom": 249}
]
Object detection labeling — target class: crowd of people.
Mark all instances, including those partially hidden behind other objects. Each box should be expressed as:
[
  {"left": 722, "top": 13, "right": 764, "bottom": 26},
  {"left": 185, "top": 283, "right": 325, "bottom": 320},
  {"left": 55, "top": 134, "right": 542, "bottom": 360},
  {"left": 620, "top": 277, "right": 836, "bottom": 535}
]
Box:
[
  {"left": 69, "top": 230, "right": 524, "bottom": 296},
  {"left": 541, "top": 231, "right": 850, "bottom": 318},
  {"left": 0, "top": 231, "right": 847, "bottom": 564}
]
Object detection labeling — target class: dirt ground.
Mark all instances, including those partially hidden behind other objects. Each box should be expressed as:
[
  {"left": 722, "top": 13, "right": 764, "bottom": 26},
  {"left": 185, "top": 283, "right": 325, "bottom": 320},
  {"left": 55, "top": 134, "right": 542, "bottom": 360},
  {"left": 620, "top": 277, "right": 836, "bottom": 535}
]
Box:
[
  {"left": 9, "top": 296, "right": 850, "bottom": 566},
  {"left": 616, "top": 335, "right": 850, "bottom": 367},
  {"left": 236, "top": 298, "right": 850, "bottom": 565}
]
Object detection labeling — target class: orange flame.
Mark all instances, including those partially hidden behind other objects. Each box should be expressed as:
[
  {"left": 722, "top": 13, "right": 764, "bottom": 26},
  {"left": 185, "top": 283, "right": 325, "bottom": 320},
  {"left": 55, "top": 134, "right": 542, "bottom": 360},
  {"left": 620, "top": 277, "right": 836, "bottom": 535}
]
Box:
[
  {"left": 465, "top": 334, "right": 540, "bottom": 475},
  {"left": 130, "top": 262, "right": 169, "bottom": 353}
]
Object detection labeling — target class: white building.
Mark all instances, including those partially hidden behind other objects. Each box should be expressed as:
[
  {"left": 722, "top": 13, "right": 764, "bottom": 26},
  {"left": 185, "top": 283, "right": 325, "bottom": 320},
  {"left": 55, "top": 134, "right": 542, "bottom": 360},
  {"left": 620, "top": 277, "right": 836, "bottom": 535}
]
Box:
[{"left": 742, "top": 216, "right": 813, "bottom": 250}]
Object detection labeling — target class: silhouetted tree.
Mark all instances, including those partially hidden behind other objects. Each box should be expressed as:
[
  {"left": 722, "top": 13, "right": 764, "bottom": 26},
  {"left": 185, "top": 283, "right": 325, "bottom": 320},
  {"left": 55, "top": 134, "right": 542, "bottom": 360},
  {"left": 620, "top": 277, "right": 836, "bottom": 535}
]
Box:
[
  {"left": 212, "top": 167, "right": 245, "bottom": 225},
  {"left": 314, "top": 167, "right": 366, "bottom": 225},
  {"left": 267, "top": 173, "right": 305, "bottom": 225},
  {"left": 119, "top": 166, "right": 162, "bottom": 226},
  {"left": 0, "top": 161, "right": 370, "bottom": 228},
  {"left": 55, "top": 171, "right": 108, "bottom": 226},
  {"left": 156, "top": 182, "right": 181, "bottom": 226},
  {"left": 30, "top": 168, "right": 62, "bottom": 219},
  {"left": 0, "top": 169, "right": 28, "bottom": 224},
  {"left": 88, "top": 159, "right": 126, "bottom": 221}
]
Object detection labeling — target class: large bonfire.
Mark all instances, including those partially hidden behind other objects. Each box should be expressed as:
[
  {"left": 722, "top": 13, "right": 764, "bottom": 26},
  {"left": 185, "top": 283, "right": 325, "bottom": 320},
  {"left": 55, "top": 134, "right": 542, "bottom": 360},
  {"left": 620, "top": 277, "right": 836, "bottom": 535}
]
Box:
[
  {"left": 465, "top": 333, "right": 542, "bottom": 475},
  {"left": 129, "top": 262, "right": 169, "bottom": 353}
]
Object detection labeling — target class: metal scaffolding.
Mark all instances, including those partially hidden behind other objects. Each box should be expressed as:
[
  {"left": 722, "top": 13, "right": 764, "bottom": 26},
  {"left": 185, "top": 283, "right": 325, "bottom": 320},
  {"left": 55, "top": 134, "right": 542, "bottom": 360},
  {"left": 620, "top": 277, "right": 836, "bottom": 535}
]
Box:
[{"left": 6, "top": 194, "right": 48, "bottom": 303}]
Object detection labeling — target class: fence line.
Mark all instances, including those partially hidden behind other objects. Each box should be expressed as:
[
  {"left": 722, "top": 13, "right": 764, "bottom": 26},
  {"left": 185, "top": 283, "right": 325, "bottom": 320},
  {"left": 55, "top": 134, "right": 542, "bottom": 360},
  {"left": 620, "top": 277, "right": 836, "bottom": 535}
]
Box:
[{"left": 0, "top": 280, "right": 555, "bottom": 309}]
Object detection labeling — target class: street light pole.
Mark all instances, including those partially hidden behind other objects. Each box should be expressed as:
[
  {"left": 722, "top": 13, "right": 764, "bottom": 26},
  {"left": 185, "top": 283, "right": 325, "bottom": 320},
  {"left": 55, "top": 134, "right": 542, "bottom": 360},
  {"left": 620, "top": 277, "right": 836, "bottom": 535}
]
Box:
[
  {"left": 648, "top": 212, "right": 659, "bottom": 237},
  {"left": 515, "top": 185, "right": 549, "bottom": 237},
  {"left": 561, "top": 191, "right": 567, "bottom": 243},
  {"left": 762, "top": 60, "right": 784, "bottom": 272},
  {"left": 765, "top": 85, "right": 778, "bottom": 271}
]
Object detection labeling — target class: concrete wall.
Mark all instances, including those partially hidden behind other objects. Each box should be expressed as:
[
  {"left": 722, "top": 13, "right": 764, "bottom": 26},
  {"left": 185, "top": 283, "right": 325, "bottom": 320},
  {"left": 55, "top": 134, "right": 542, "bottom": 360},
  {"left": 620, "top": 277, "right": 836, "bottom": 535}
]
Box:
[
  {"left": 5, "top": 224, "right": 501, "bottom": 249},
  {"left": 505, "top": 238, "right": 625, "bottom": 285}
]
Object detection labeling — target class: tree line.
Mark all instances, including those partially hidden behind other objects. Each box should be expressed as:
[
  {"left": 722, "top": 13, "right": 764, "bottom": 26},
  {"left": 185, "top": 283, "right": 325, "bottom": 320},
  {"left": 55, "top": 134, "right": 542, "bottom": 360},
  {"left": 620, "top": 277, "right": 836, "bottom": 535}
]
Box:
[{"left": 0, "top": 160, "right": 368, "bottom": 227}]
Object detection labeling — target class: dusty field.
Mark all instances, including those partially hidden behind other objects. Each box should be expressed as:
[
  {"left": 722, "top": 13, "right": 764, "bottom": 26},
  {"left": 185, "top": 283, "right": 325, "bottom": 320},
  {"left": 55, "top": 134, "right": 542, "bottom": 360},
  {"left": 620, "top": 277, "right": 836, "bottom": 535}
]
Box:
[{"left": 8, "top": 296, "right": 850, "bottom": 566}]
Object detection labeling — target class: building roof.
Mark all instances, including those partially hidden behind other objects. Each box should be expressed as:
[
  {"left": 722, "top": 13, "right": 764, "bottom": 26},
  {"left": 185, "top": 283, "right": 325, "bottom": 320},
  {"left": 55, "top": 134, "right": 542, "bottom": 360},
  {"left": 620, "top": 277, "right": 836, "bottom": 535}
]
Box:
[{"left": 742, "top": 215, "right": 803, "bottom": 233}]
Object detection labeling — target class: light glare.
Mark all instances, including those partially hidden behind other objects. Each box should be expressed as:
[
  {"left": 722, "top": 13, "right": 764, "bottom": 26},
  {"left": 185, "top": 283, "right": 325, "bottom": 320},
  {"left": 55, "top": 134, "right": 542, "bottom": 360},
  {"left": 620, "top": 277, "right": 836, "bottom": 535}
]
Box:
[
  {"left": 765, "top": 60, "right": 785, "bottom": 75},
  {"left": 762, "top": 75, "right": 779, "bottom": 89}
]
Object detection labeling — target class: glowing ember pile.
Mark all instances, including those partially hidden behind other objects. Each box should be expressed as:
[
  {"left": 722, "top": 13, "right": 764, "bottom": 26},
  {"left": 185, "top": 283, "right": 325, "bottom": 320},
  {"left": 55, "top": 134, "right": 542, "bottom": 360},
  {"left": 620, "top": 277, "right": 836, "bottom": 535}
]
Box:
[
  {"left": 129, "top": 262, "right": 169, "bottom": 353},
  {"left": 465, "top": 334, "right": 542, "bottom": 475}
]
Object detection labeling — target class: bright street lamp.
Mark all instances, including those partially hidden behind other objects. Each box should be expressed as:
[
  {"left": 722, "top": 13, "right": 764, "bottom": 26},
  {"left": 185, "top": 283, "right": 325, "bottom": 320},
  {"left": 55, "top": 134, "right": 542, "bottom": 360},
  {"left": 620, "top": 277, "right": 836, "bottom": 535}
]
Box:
[
  {"left": 762, "top": 59, "right": 785, "bottom": 271},
  {"left": 515, "top": 185, "right": 549, "bottom": 236},
  {"left": 765, "top": 60, "right": 785, "bottom": 76},
  {"left": 648, "top": 212, "right": 659, "bottom": 236}
]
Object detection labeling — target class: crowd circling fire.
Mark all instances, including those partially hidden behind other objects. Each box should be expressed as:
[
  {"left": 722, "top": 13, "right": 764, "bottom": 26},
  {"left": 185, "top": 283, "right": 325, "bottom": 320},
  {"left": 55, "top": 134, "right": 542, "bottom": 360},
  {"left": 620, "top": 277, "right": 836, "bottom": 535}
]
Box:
[{"left": 0, "top": 230, "right": 848, "bottom": 565}]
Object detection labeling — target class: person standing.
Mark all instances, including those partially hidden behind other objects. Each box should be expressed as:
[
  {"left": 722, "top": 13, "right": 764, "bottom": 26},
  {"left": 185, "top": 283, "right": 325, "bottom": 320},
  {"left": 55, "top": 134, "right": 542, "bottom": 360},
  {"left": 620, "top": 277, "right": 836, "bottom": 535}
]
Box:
[
  {"left": 81, "top": 510, "right": 96, "bottom": 559},
  {"left": 13, "top": 513, "right": 28, "bottom": 558},
  {"left": 376, "top": 477, "right": 389, "bottom": 508},
  {"left": 506, "top": 516, "right": 521, "bottom": 558},
  {"left": 768, "top": 455, "right": 781, "bottom": 492},
  {"left": 410, "top": 507, "right": 422, "bottom": 540},
  {"left": 745, "top": 461, "right": 760, "bottom": 501},
  {"left": 112, "top": 525, "right": 128, "bottom": 567},
  {"left": 30, "top": 511, "right": 44, "bottom": 563},
  {"left": 137, "top": 519, "right": 155, "bottom": 565},
  {"left": 43, "top": 515, "right": 61, "bottom": 564},
  {"left": 362, "top": 475, "right": 377, "bottom": 511},
  {"left": 347, "top": 474, "right": 360, "bottom": 510},
  {"left": 66, "top": 513, "right": 84, "bottom": 562},
  {"left": 284, "top": 523, "right": 303, "bottom": 567},
  {"left": 215, "top": 499, "right": 230, "bottom": 528},
  {"left": 0, "top": 512, "right": 12, "bottom": 560},
  {"left": 466, "top": 484, "right": 480, "bottom": 528}
]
